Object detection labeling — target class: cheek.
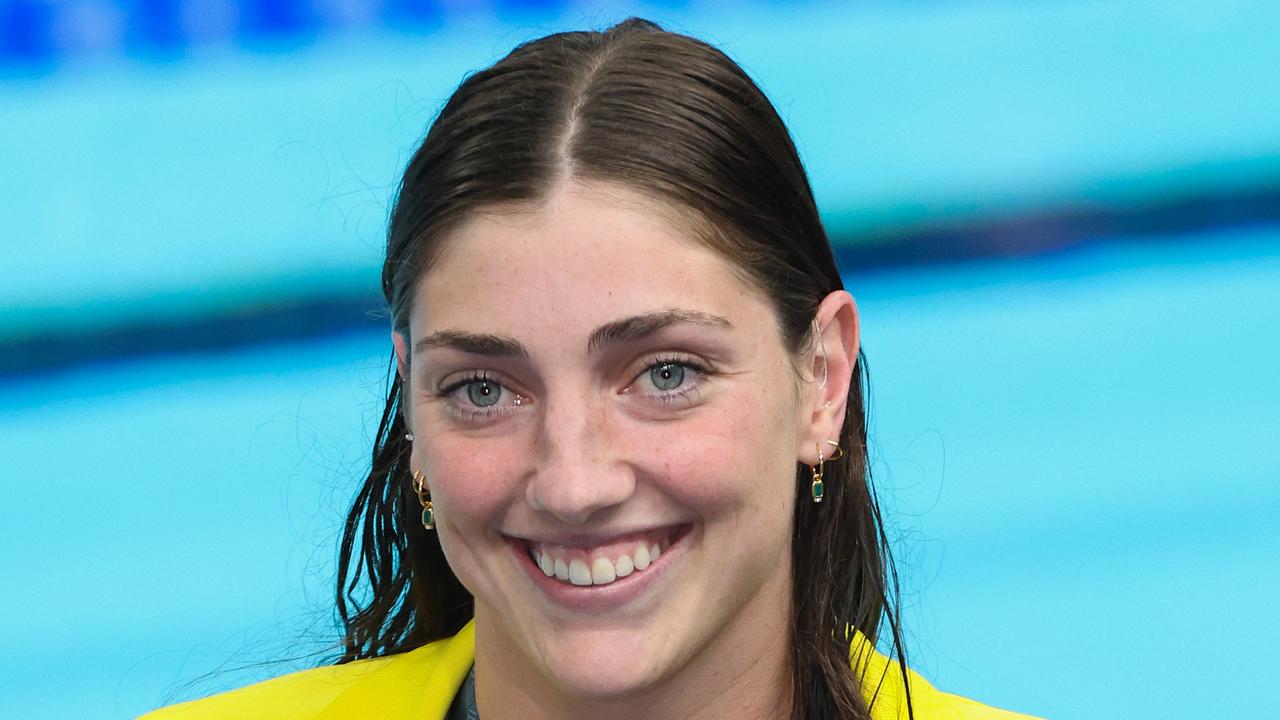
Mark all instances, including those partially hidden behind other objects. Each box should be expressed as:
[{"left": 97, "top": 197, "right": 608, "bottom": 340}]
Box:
[
  {"left": 419, "top": 431, "right": 524, "bottom": 528},
  {"left": 631, "top": 382, "right": 798, "bottom": 515}
]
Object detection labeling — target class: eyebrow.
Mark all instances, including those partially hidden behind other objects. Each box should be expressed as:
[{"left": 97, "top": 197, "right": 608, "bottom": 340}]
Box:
[
  {"left": 413, "top": 309, "right": 732, "bottom": 359},
  {"left": 414, "top": 331, "right": 529, "bottom": 359},
  {"left": 586, "top": 309, "right": 732, "bottom": 354}
]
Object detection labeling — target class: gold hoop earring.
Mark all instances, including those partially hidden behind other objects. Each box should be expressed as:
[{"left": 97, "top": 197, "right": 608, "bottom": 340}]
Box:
[
  {"left": 411, "top": 469, "right": 435, "bottom": 530},
  {"left": 810, "top": 440, "right": 843, "bottom": 504},
  {"left": 810, "top": 444, "right": 826, "bottom": 503}
]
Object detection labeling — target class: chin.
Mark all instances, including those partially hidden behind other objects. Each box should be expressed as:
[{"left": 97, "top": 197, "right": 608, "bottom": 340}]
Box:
[{"left": 531, "top": 625, "right": 679, "bottom": 700}]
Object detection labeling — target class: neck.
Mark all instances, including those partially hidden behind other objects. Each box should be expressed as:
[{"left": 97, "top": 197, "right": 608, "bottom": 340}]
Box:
[{"left": 472, "top": 579, "right": 794, "bottom": 720}]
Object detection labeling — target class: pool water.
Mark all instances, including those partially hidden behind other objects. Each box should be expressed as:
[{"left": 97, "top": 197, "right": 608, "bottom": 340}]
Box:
[{"left": 1, "top": 226, "right": 1276, "bottom": 719}]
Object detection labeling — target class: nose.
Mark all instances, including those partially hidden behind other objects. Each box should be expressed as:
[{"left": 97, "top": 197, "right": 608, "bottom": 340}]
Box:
[{"left": 525, "top": 389, "right": 634, "bottom": 524}]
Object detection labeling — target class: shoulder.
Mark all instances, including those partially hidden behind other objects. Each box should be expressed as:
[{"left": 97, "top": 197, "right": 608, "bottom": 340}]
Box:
[
  {"left": 907, "top": 680, "right": 1042, "bottom": 720},
  {"left": 139, "top": 623, "right": 475, "bottom": 720},
  {"left": 138, "top": 655, "right": 400, "bottom": 720},
  {"left": 853, "top": 635, "right": 1043, "bottom": 720}
]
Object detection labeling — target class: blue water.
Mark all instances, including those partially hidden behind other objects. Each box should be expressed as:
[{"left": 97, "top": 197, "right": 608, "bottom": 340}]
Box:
[
  {"left": 2, "top": 226, "right": 1276, "bottom": 719},
  {"left": 6, "top": 0, "right": 1280, "bottom": 337},
  {"left": 5, "top": 1, "right": 1278, "bottom": 716}
]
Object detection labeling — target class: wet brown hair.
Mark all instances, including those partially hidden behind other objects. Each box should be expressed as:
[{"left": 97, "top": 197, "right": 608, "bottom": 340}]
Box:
[{"left": 336, "top": 18, "right": 913, "bottom": 720}]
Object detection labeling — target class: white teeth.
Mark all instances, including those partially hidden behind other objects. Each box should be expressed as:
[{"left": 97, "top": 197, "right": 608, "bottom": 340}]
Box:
[
  {"left": 633, "top": 544, "right": 651, "bottom": 570},
  {"left": 534, "top": 538, "right": 670, "bottom": 587},
  {"left": 591, "top": 557, "right": 617, "bottom": 585},
  {"left": 568, "top": 559, "right": 592, "bottom": 586},
  {"left": 615, "top": 554, "right": 634, "bottom": 577}
]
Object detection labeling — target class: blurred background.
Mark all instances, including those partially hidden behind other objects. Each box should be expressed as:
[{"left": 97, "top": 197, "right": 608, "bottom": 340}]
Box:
[{"left": 2, "top": 0, "right": 1278, "bottom": 718}]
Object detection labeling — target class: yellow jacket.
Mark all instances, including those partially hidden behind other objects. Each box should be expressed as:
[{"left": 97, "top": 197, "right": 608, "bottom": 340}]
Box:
[{"left": 142, "top": 621, "right": 1039, "bottom": 719}]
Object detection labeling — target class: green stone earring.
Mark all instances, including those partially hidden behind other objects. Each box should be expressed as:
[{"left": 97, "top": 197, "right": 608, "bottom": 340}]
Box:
[
  {"left": 412, "top": 469, "right": 435, "bottom": 530},
  {"left": 811, "top": 440, "right": 842, "bottom": 503},
  {"left": 810, "top": 447, "right": 825, "bottom": 503}
]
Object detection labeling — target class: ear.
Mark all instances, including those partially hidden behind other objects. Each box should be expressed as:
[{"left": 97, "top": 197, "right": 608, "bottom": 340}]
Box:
[
  {"left": 392, "top": 330, "right": 415, "bottom": 434},
  {"left": 797, "top": 290, "right": 860, "bottom": 465},
  {"left": 392, "top": 330, "right": 411, "bottom": 382}
]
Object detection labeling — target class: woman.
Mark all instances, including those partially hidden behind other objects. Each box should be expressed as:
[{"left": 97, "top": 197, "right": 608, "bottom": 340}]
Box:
[{"left": 146, "top": 18, "right": 1038, "bottom": 720}]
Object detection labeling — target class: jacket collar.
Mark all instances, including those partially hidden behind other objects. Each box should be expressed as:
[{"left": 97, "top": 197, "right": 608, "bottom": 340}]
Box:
[{"left": 316, "top": 621, "right": 476, "bottom": 720}]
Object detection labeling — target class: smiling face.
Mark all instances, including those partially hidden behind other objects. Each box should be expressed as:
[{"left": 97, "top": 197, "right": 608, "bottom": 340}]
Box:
[{"left": 395, "top": 181, "right": 834, "bottom": 713}]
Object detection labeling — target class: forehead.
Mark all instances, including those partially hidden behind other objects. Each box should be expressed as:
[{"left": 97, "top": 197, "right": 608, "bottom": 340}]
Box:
[{"left": 412, "top": 182, "right": 777, "bottom": 343}]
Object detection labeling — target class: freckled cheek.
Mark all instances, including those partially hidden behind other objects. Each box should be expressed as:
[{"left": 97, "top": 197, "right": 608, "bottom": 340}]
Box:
[
  {"left": 630, "top": 404, "right": 791, "bottom": 513},
  {"left": 419, "top": 434, "right": 526, "bottom": 529}
]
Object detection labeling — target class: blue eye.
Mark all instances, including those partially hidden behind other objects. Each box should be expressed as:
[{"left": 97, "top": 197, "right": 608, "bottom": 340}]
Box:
[
  {"left": 649, "top": 362, "right": 685, "bottom": 391},
  {"left": 466, "top": 379, "right": 502, "bottom": 407}
]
